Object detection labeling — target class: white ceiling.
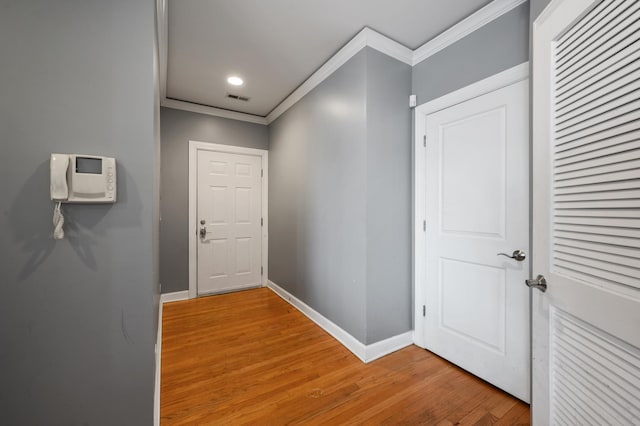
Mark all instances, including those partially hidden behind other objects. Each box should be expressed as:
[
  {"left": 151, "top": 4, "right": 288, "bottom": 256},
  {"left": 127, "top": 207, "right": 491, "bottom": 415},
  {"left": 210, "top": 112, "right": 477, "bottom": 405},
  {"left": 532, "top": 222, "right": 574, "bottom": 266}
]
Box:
[{"left": 166, "top": 0, "right": 493, "bottom": 117}]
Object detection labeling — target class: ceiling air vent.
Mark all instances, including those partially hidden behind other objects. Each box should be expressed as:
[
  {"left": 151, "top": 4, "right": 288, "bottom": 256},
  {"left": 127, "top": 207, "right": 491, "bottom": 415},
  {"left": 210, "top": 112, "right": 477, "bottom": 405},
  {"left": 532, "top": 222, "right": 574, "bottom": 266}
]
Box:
[{"left": 226, "top": 93, "right": 250, "bottom": 102}]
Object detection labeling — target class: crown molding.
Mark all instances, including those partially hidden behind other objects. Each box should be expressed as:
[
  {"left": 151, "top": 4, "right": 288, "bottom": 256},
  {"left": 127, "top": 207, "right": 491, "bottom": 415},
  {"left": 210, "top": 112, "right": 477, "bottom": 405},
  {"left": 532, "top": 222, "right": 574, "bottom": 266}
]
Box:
[
  {"left": 364, "top": 28, "right": 414, "bottom": 66},
  {"left": 161, "top": 98, "right": 268, "bottom": 125},
  {"left": 158, "top": 0, "right": 524, "bottom": 126},
  {"left": 412, "top": 0, "right": 527, "bottom": 66},
  {"left": 266, "top": 27, "right": 412, "bottom": 124},
  {"left": 265, "top": 28, "right": 368, "bottom": 124}
]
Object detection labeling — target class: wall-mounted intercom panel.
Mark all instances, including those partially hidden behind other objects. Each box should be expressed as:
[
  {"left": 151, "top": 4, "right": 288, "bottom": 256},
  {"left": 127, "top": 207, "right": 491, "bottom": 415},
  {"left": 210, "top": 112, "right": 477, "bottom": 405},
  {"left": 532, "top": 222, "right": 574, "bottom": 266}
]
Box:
[{"left": 50, "top": 153, "right": 116, "bottom": 203}]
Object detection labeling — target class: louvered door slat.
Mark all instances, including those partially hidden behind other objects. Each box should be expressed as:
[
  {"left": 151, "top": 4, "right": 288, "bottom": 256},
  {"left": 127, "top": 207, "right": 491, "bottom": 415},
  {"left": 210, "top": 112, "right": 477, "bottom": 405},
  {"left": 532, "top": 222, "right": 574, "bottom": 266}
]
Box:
[
  {"left": 554, "top": 179, "right": 640, "bottom": 195},
  {"left": 555, "top": 208, "right": 640, "bottom": 218},
  {"left": 550, "top": 309, "right": 640, "bottom": 426},
  {"left": 555, "top": 148, "right": 640, "bottom": 173},
  {"left": 555, "top": 223, "right": 640, "bottom": 239},
  {"left": 556, "top": 89, "right": 640, "bottom": 133},
  {"left": 556, "top": 67, "right": 640, "bottom": 118},
  {"left": 553, "top": 238, "right": 640, "bottom": 262},
  {"left": 554, "top": 342, "right": 640, "bottom": 420},
  {"left": 556, "top": 0, "right": 613, "bottom": 54},
  {"left": 555, "top": 189, "right": 640, "bottom": 202},
  {"left": 556, "top": 1, "right": 640, "bottom": 79},
  {"left": 555, "top": 243, "right": 640, "bottom": 265},
  {"left": 555, "top": 40, "right": 640, "bottom": 101},
  {"left": 557, "top": 15, "right": 640, "bottom": 85},
  {"left": 554, "top": 258, "right": 637, "bottom": 288},
  {"left": 554, "top": 252, "right": 639, "bottom": 283},
  {"left": 555, "top": 158, "right": 640, "bottom": 181},
  {"left": 555, "top": 215, "right": 640, "bottom": 228},
  {"left": 555, "top": 139, "right": 640, "bottom": 165},
  {"left": 555, "top": 199, "right": 640, "bottom": 210},
  {"left": 554, "top": 168, "right": 639, "bottom": 188},
  {"left": 556, "top": 119, "right": 640, "bottom": 151},
  {"left": 557, "top": 98, "right": 640, "bottom": 139},
  {"left": 554, "top": 230, "right": 640, "bottom": 250}
]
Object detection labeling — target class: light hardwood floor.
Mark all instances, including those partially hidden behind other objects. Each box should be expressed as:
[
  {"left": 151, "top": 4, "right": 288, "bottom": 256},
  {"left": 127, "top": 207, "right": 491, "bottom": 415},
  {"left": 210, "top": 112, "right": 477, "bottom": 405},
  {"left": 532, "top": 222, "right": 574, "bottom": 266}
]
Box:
[{"left": 161, "top": 288, "right": 530, "bottom": 425}]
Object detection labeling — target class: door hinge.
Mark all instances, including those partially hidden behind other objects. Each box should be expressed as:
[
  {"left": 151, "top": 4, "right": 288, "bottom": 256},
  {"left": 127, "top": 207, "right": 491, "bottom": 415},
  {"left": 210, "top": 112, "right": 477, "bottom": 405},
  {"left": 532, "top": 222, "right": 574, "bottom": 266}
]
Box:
[
  {"left": 422, "top": 305, "right": 426, "bottom": 317},
  {"left": 423, "top": 220, "right": 426, "bottom": 232},
  {"left": 261, "top": 266, "right": 264, "bottom": 276},
  {"left": 423, "top": 135, "right": 426, "bottom": 147},
  {"left": 261, "top": 169, "right": 264, "bottom": 177},
  {"left": 261, "top": 217, "right": 263, "bottom": 226}
]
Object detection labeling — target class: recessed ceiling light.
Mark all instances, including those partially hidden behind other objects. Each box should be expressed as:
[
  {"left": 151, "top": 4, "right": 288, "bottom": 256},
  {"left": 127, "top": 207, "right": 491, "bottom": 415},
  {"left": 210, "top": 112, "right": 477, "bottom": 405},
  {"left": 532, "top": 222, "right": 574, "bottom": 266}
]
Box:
[{"left": 227, "top": 76, "right": 243, "bottom": 86}]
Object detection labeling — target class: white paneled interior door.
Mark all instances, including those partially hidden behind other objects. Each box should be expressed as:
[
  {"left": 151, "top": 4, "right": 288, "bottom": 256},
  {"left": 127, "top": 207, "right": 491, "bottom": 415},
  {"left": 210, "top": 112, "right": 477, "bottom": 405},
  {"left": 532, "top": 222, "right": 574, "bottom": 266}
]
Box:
[
  {"left": 532, "top": 0, "right": 640, "bottom": 424},
  {"left": 196, "top": 149, "right": 263, "bottom": 295},
  {"left": 420, "top": 79, "right": 530, "bottom": 401}
]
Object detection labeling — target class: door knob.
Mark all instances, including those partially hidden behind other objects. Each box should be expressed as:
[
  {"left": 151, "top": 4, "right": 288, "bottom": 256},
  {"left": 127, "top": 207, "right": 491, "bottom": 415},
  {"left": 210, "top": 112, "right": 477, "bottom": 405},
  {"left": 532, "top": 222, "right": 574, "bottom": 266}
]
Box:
[
  {"left": 497, "top": 250, "right": 526, "bottom": 261},
  {"left": 199, "top": 226, "right": 207, "bottom": 239},
  {"left": 525, "top": 275, "right": 547, "bottom": 292}
]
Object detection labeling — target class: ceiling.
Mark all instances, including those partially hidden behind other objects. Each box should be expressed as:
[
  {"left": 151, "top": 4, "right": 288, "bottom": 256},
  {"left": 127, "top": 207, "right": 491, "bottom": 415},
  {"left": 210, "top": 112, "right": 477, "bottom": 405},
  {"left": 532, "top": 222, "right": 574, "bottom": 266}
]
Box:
[{"left": 165, "top": 0, "right": 494, "bottom": 118}]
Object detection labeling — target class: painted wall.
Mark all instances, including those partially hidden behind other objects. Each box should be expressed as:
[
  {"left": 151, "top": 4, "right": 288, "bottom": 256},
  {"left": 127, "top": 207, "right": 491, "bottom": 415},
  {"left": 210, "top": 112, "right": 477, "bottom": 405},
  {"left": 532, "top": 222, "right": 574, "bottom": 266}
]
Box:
[
  {"left": 365, "top": 51, "right": 412, "bottom": 343},
  {"left": 530, "top": 0, "right": 552, "bottom": 24},
  {"left": 269, "top": 50, "right": 369, "bottom": 342},
  {"left": 412, "top": 2, "right": 530, "bottom": 105},
  {"left": 0, "top": 1, "right": 159, "bottom": 424},
  {"left": 269, "top": 48, "right": 412, "bottom": 345},
  {"left": 159, "top": 107, "right": 269, "bottom": 293}
]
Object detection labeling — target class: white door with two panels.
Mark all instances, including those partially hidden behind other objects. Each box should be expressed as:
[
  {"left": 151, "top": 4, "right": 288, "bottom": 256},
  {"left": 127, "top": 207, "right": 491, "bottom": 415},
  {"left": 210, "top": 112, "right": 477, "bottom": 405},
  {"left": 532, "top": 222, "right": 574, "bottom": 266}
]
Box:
[
  {"left": 192, "top": 144, "right": 265, "bottom": 296},
  {"left": 415, "top": 75, "right": 530, "bottom": 402}
]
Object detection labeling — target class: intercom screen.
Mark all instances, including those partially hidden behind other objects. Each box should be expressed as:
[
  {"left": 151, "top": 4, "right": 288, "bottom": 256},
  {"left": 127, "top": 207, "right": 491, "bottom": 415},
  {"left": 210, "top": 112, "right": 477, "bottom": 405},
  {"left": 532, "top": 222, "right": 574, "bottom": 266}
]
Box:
[{"left": 76, "top": 157, "right": 102, "bottom": 174}]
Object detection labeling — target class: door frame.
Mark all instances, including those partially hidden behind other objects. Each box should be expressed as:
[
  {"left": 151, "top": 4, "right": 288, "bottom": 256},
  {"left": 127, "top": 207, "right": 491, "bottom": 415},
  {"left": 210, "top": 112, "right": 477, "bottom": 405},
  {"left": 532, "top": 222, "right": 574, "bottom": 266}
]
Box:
[
  {"left": 413, "top": 62, "right": 529, "bottom": 347},
  {"left": 188, "top": 140, "right": 269, "bottom": 299}
]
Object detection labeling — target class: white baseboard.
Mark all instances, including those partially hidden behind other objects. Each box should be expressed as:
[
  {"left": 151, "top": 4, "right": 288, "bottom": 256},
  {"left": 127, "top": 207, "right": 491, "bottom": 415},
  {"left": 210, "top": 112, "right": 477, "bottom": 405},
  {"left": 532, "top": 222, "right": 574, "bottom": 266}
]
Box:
[
  {"left": 364, "top": 331, "right": 415, "bottom": 363},
  {"left": 154, "top": 290, "right": 189, "bottom": 425},
  {"left": 267, "top": 280, "right": 413, "bottom": 363},
  {"left": 154, "top": 300, "right": 163, "bottom": 426},
  {"left": 160, "top": 290, "right": 189, "bottom": 303}
]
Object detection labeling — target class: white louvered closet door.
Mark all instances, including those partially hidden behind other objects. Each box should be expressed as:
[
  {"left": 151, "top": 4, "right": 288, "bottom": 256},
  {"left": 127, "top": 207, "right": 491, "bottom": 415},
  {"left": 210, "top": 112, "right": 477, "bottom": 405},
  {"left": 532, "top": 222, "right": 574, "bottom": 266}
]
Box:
[{"left": 533, "top": 0, "right": 640, "bottom": 424}]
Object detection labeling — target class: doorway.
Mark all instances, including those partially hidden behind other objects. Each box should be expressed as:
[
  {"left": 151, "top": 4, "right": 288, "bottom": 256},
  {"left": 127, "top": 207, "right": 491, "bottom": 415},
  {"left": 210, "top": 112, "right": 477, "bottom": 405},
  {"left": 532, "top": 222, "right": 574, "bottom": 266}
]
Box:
[
  {"left": 413, "top": 64, "right": 530, "bottom": 401},
  {"left": 188, "top": 141, "right": 268, "bottom": 298}
]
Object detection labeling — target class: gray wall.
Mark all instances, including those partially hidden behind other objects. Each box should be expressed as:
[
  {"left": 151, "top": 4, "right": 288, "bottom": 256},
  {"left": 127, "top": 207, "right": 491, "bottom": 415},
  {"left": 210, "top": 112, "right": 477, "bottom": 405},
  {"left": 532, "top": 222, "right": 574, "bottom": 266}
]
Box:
[
  {"left": 269, "top": 50, "right": 369, "bottom": 342},
  {"left": 160, "top": 107, "right": 269, "bottom": 293},
  {"left": 530, "top": 0, "right": 552, "bottom": 24},
  {"left": 365, "top": 50, "right": 412, "bottom": 343},
  {"left": 269, "top": 48, "right": 412, "bottom": 345},
  {"left": 412, "top": 2, "right": 530, "bottom": 105},
  {"left": 0, "top": 1, "right": 159, "bottom": 424}
]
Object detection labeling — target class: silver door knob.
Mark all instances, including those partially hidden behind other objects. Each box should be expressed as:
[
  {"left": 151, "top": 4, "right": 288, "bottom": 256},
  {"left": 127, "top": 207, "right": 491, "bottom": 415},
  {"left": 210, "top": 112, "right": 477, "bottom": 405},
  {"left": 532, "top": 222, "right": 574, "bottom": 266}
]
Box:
[
  {"left": 497, "top": 250, "right": 526, "bottom": 261},
  {"left": 199, "top": 226, "right": 207, "bottom": 239},
  {"left": 525, "top": 275, "right": 547, "bottom": 292}
]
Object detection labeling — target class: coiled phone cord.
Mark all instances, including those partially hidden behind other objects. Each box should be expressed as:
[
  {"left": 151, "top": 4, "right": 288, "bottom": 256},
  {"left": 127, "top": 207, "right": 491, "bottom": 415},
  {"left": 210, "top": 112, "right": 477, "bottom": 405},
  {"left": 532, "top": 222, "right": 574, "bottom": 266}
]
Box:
[{"left": 53, "top": 202, "right": 64, "bottom": 240}]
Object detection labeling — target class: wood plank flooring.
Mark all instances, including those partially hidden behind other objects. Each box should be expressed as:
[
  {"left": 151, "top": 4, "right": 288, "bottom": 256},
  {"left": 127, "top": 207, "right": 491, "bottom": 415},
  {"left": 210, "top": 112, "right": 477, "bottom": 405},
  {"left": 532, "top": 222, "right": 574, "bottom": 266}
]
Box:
[{"left": 161, "top": 288, "right": 530, "bottom": 425}]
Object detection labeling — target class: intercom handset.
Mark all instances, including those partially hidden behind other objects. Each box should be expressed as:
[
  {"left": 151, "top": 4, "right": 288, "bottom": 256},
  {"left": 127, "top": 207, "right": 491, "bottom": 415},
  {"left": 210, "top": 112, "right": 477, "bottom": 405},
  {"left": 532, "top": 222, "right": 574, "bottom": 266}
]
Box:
[
  {"left": 50, "top": 153, "right": 116, "bottom": 203},
  {"left": 50, "top": 153, "right": 117, "bottom": 240}
]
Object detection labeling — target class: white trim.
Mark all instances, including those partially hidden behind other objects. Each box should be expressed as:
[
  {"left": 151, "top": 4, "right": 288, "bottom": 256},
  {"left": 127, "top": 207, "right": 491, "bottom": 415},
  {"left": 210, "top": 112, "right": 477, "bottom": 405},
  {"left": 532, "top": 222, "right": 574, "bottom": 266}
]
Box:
[
  {"left": 265, "top": 28, "right": 367, "bottom": 124},
  {"left": 366, "top": 28, "right": 414, "bottom": 66},
  {"left": 412, "top": 0, "right": 527, "bottom": 66},
  {"left": 162, "top": 98, "right": 268, "bottom": 125},
  {"left": 158, "top": 1, "right": 523, "bottom": 126},
  {"left": 412, "top": 62, "right": 529, "bottom": 348},
  {"left": 160, "top": 290, "right": 189, "bottom": 304},
  {"left": 364, "top": 331, "right": 415, "bottom": 363},
  {"left": 189, "top": 141, "right": 269, "bottom": 300},
  {"left": 267, "top": 280, "right": 413, "bottom": 363},
  {"left": 415, "top": 62, "right": 529, "bottom": 116},
  {"left": 154, "top": 300, "right": 162, "bottom": 426},
  {"left": 154, "top": 290, "right": 190, "bottom": 425}
]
